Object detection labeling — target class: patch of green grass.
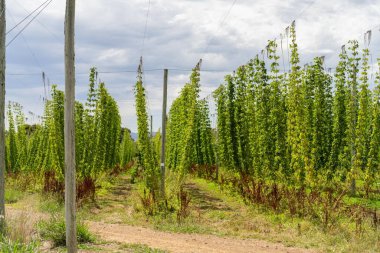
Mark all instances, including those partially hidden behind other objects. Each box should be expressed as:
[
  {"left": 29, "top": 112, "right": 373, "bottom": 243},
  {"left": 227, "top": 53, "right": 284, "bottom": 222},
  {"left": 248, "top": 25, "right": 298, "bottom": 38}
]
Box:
[
  {"left": 5, "top": 189, "right": 24, "bottom": 204},
  {"left": 38, "top": 215, "right": 95, "bottom": 247},
  {"left": 0, "top": 236, "right": 39, "bottom": 253},
  {"left": 78, "top": 243, "right": 104, "bottom": 251},
  {"left": 152, "top": 216, "right": 215, "bottom": 235},
  {"left": 96, "top": 174, "right": 116, "bottom": 197},
  {"left": 120, "top": 243, "right": 169, "bottom": 253},
  {"left": 38, "top": 195, "right": 64, "bottom": 214}
]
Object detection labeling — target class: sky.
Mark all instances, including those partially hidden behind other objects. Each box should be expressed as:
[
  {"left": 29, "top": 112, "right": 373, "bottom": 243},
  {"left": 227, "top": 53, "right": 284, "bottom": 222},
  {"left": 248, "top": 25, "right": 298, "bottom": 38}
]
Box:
[{"left": 4, "top": 0, "right": 380, "bottom": 132}]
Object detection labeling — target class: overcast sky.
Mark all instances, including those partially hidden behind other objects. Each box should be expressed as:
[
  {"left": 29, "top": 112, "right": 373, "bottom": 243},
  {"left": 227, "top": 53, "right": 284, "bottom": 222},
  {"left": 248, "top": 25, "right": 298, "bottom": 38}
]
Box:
[{"left": 5, "top": 0, "right": 380, "bottom": 132}]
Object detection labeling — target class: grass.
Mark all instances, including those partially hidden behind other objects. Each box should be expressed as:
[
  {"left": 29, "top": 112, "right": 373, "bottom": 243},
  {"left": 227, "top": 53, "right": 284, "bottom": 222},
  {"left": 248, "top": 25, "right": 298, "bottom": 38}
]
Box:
[
  {"left": 6, "top": 211, "right": 36, "bottom": 244},
  {"left": 5, "top": 171, "right": 379, "bottom": 253},
  {"left": 77, "top": 172, "right": 379, "bottom": 252},
  {"left": 189, "top": 177, "right": 380, "bottom": 253},
  {"left": 38, "top": 194, "right": 64, "bottom": 214},
  {"left": 5, "top": 188, "right": 24, "bottom": 204},
  {"left": 37, "top": 215, "right": 95, "bottom": 247},
  {"left": 120, "top": 243, "right": 169, "bottom": 253},
  {"left": 1, "top": 210, "right": 40, "bottom": 253},
  {"left": 0, "top": 236, "right": 39, "bottom": 253}
]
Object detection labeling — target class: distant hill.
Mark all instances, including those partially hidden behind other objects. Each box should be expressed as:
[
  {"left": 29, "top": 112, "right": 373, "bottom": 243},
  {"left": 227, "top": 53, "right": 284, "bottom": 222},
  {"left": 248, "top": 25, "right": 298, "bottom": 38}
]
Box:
[
  {"left": 130, "top": 132, "right": 138, "bottom": 140},
  {"left": 130, "top": 132, "right": 158, "bottom": 141}
]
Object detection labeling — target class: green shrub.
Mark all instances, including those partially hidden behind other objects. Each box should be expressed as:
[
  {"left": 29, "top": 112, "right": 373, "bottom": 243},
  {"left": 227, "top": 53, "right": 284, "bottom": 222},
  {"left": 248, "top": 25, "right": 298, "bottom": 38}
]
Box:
[
  {"left": 0, "top": 236, "right": 39, "bottom": 253},
  {"left": 38, "top": 215, "right": 94, "bottom": 247},
  {"left": 5, "top": 189, "right": 23, "bottom": 204}
]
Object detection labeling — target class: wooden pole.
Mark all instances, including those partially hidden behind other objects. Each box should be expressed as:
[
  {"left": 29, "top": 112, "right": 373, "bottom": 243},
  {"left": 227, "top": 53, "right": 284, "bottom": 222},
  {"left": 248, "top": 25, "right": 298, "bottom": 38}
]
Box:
[
  {"left": 160, "top": 69, "right": 168, "bottom": 198},
  {"left": 64, "top": 0, "right": 77, "bottom": 252},
  {"left": 0, "top": 0, "right": 6, "bottom": 234}
]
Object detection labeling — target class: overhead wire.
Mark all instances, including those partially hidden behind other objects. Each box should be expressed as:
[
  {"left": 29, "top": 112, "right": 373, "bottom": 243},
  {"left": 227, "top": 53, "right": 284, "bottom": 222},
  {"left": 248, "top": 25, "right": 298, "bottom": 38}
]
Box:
[
  {"left": 141, "top": 0, "right": 151, "bottom": 57},
  {"left": 8, "top": 8, "right": 50, "bottom": 102},
  {"left": 6, "top": 0, "right": 54, "bottom": 47},
  {"left": 139, "top": 0, "right": 152, "bottom": 124},
  {"left": 198, "top": 0, "right": 318, "bottom": 101},
  {"left": 13, "top": 0, "right": 62, "bottom": 43},
  {"left": 203, "top": 0, "right": 238, "bottom": 57},
  {"left": 6, "top": 68, "right": 235, "bottom": 76},
  {"left": 6, "top": 0, "right": 51, "bottom": 35},
  {"left": 7, "top": 9, "right": 43, "bottom": 72},
  {"left": 260, "top": 0, "right": 317, "bottom": 72},
  {"left": 8, "top": 0, "right": 380, "bottom": 114}
]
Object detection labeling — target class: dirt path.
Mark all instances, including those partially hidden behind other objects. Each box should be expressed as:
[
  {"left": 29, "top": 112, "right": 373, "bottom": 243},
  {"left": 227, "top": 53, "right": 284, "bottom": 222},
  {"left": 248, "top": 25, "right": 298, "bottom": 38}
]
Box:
[
  {"left": 89, "top": 220, "right": 315, "bottom": 253},
  {"left": 5, "top": 176, "right": 317, "bottom": 253},
  {"left": 7, "top": 206, "right": 315, "bottom": 253},
  {"left": 86, "top": 177, "right": 316, "bottom": 253}
]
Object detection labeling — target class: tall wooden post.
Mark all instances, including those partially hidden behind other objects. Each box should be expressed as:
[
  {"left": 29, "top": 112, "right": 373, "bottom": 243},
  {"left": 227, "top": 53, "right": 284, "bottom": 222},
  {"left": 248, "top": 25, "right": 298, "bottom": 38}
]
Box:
[
  {"left": 160, "top": 69, "right": 168, "bottom": 198},
  {"left": 0, "top": 0, "right": 6, "bottom": 234},
  {"left": 64, "top": 0, "right": 77, "bottom": 252}
]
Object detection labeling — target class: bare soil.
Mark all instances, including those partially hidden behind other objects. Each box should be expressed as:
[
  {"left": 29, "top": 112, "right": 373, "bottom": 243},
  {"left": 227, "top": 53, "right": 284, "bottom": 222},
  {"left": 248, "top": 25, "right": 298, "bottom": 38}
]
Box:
[
  {"left": 6, "top": 175, "right": 318, "bottom": 253},
  {"left": 88, "top": 220, "right": 316, "bottom": 253}
]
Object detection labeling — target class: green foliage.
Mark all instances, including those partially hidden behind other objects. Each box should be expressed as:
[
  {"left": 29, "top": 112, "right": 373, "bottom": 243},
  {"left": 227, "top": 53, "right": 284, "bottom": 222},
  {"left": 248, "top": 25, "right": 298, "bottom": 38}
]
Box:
[
  {"left": 225, "top": 73, "right": 240, "bottom": 172},
  {"left": 354, "top": 49, "right": 372, "bottom": 187},
  {"left": 0, "top": 236, "right": 39, "bottom": 253},
  {"left": 7, "top": 102, "right": 18, "bottom": 173},
  {"left": 45, "top": 86, "right": 65, "bottom": 178},
  {"left": 344, "top": 40, "right": 360, "bottom": 191},
  {"left": 38, "top": 215, "right": 94, "bottom": 247},
  {"left": 92, "top": 82, "right": 121, "bottom": 176},
  {"left": 212, "top": 26, "right": 379, "bottom": 197},
  {"left": 330, "top": 48, "right": 348, "bottom": 180},
  {"left": 366, "top": 59, "right": 380, "bottom": 193},
  {"left": 286, "top": 23, "right": 309, "bottom": 186},
  {"left": 4, "top": 68, "right": 123, "bottom": 196},
  {"left": 166, "top": 63, "right": 215, "bottom": 176},
  {"left": 120, "top": 129, "right": 136, "bottom": 168},
  {"left": 135, "top": 65, "right": 158, "bottom": 192},
  {"left": 252, "top": 56, "right": 271, "bottom": 178},
  {"left": 152, "top": 130, "right": 161, "bottom": 164},
  {"left": 308, "top": 57, "right": 333, "bottom": 183},
  {"left": 79, "top": 69, "right": 122, "bottom": 181},
  {"left": 213, "top": 85, "right": 230, "bottom": 168},
  {"left": 267, "top": 40, "right": 287, "bottom": 182},
  {"left": 4, "top": 188, "right": 23, "bottom": 204},
  {"left": 194, "top": 100, "right": 215, "bottom": 166}
]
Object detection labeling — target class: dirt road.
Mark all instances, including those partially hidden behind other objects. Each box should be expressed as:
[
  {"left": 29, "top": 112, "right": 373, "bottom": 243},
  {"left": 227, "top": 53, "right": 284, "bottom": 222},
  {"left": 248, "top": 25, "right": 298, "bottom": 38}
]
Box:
[
  {"left": 6, "top": 206, "right": 316, "bottom": 253},
  {"left": 88, "top": 220, "right": 315, "bottom": 253}
]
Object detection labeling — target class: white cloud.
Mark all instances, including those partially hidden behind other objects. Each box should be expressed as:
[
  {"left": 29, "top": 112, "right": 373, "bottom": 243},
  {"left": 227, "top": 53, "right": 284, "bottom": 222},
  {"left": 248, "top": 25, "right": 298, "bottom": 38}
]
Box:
[{"left": 4, "top": 0, "right": 380, "bottom": 131}]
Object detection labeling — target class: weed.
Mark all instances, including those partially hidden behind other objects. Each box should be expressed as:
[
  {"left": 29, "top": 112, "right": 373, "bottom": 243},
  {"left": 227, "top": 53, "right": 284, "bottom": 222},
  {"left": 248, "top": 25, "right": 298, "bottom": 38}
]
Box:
[
  {"left": 120, "top": 243, "right": 168, "bottom": 253},
  {"left": 0, "top": 211, "right": 39, "bottom": 253},
  {"left": 7, "top": 211, "right": 35, "bottom": 243},
  {"left": 5, "top": 188, "right": 23, "bottom": 204},
  {"left": 39, "top": 194, "right": 64, "bottom": 214},
  {"left": 140, "top": 188, "right": 156, "bottom": 215},
  {"left": 0, "top": 236, "right": 39, "bottom": 253},
  {"left": 177, "top": 187, "right": 191, "bottom": 223},
  {"left": 37, "top": 215, "right": 94, "bottom": 247},
  {"left": 77, "top": 176, "right": 96, "bottom": 203}
]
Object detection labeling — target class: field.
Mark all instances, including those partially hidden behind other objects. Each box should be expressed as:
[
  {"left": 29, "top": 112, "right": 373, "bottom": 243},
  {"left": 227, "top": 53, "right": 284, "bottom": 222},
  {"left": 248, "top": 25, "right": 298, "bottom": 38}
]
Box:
[
  {"left": 3, "top": 167, "right": 379, "bottom": 252},
  {"left": 0, "top": 17, "right": 380, "bottom": 253}
]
